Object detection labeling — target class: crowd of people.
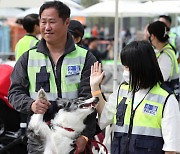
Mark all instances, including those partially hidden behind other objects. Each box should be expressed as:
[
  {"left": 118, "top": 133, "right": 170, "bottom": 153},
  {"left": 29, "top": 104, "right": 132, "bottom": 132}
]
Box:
[{"left": 0, "top": 1, "right": 179, "bottom": 154}]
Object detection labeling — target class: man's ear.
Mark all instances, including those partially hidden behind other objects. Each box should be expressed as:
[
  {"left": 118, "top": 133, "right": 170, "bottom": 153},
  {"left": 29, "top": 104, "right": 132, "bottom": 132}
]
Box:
[
  {"left": 74, "top": 37, "right": 81, "bottom": 44},
  {"left": 151, "top": 34, "right": 155, "bottom": 40},
  {"left": 65, "top": 18, "right": 70, "bottom": 26}
]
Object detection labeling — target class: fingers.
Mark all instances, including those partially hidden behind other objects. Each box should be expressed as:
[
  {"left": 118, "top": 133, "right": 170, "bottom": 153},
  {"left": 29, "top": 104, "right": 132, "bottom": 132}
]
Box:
[
  {"left": 92, "top": 61, "right": 102, "bottom": 74},
  {"left": 98, "top": 62, "right": 102, "bottom": 73},
  {"left": 91, "top": 65, "right": 93, "bottom": 74},
  {"left": 31, "top": 99, "right": 51, "bottom": 114},
  {"left": 94, "top": 61, "right": 99, "bottom": 72}
]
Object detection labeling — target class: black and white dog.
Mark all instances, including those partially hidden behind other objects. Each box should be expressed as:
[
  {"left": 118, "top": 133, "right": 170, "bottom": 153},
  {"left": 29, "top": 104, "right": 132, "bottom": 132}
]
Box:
[{"left": 28, "top": 89, "right": 98, "bottom": 154}]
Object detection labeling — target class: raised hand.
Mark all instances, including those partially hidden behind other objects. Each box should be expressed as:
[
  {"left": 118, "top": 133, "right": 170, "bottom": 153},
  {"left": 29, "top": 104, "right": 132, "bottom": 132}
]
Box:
[{"left": 90, "top": 62, "right": 105, "bottom": 91}]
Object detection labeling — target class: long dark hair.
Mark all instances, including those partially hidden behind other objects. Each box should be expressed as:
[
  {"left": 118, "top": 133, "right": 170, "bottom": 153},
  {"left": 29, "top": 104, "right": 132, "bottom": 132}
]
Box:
[{"left": 121, "top": 40, "right": 164, "bottom": 94}]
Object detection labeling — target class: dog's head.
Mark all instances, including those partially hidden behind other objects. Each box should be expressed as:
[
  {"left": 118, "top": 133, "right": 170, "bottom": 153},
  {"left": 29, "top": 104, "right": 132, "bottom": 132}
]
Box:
[
  {"left": 53, "top": 97, "right": 99, "bottom": 134},
  {"left": 56, "top": 97, "right": 99, "bottom": 113}
]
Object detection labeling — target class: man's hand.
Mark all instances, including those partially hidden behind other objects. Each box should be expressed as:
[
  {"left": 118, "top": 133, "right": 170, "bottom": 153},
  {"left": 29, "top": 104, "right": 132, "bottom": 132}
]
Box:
[
  {"left": 74, "top": 135, "right": 88, "bottom": 153},
  {"left": 31, "top": 99, "right": 51, "bottom": 114}
]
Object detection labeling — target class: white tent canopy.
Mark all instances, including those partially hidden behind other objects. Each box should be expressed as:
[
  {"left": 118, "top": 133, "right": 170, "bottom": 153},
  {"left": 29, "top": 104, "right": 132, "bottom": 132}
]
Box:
[
  {"left": 16, "top": 7, "right": 86, "bottom": 18},
  {"left": 0, "top": 8, "right": 24, "bottom": 17},
  {"left": 142, "top": 0, "right": 180, "bottom": 14},
  {"left": 0, "top": 0, "right": 83, "bottom": 9},
  {"left": 83, "top": 0, "right": 180, "bottom": 18},
  {"left": 83, "top": 1, "right": 156, "bottom": 17}
]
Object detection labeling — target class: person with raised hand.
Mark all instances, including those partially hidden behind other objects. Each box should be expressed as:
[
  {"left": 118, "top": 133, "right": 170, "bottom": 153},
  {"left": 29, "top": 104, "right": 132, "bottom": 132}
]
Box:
[{"left": 90, "top": 40, "right": 180, "bottom": 154}]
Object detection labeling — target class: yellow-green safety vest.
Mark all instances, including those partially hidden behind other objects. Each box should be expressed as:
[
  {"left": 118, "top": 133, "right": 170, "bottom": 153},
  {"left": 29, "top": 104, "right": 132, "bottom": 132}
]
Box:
[
  {"left": 27, "top": 45, "right": 87, "bottom": 101},
  {"left": 113, "top": 83, "right": 169, "bottom": 138},
  {"left": 15, "top": 35, "right": 39, "bottom": 60},
  {"left": 156, "top": 43, "right": 179, "bottom": 81},
  {"left": 169, "top": 32, "right": 177, "bottom": 49}
]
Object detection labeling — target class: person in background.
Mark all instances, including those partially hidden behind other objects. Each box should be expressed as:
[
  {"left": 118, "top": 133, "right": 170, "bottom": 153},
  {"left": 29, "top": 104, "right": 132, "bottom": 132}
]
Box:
[
  {"left": 91, "top": 25, "right": 99, "bottom": 38},
  {"left": 159, "top": 15, "right": 180, "bottom": 63},
  {"left": 147, "top": 21, "right": 179, "bottom": 101},
  {"left": 90, "top": 40, "right": 180, "bottom": 154},
  {"left": 98, "top": 27, "right": 105, "bottom": 40},
  {"left": 88, "top": 37, "right": 112, "bottom": 63},
  {"left": 15, "top": 14, "right": 40, "bottom": 60},
  {"left": 82, "top": 37, "right": 89, "bottom": 50},
  {"left": 143, "top": 24, "right": 149, "bottom": 40},
  {"left": 8, "top": 1, "right": 97, "bottom": 154},
  {"left": 68, "top": 19, "right": 84, "bottom": 46}
]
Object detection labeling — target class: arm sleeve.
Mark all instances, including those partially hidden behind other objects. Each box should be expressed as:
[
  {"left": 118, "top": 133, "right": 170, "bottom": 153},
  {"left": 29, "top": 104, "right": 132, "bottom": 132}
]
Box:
[
  {"left": 8, "top": 52, "right": 34, "bottom": 114},
  {"left": 99, "top": 89, "right": 118, "bottom": 130},
  {"left": 79, "top": 51, "right": 97, "bottom": 139},
  {"left": 158, "top": 52, "right": 172, "bottom": 81},
  {"left": 162, "top": 95, "right": 180, "bottom": 152}
]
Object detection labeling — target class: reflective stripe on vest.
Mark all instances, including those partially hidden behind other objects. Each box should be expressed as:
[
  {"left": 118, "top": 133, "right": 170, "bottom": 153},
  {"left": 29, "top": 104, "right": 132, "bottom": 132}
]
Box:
[
  {"left": 113, "top": 83, "right": 169, "bottom": 138},
  {"left": 114, "top": 124, "right": 162, "bottom": 137},
  {"left": 27, "top": 45, "right": 87, "bottom": 100},
  {"left": 156, "top": 44, "right": 179, "bottom": 80}
]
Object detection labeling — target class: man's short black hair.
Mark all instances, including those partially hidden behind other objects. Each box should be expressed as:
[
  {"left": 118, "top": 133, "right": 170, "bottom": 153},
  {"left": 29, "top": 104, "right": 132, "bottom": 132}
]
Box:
[
  {"left": 159, "top": 15, "right": 172, "bottom": 24},
  {"left": 39, "top": 1, "right": 70, "bottom": 22}
]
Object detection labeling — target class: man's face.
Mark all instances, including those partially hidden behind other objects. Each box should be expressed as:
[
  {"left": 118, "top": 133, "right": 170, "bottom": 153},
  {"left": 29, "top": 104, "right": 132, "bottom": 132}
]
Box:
[{"left": 40, "top": 8, "right": 69, "bottom": 44}]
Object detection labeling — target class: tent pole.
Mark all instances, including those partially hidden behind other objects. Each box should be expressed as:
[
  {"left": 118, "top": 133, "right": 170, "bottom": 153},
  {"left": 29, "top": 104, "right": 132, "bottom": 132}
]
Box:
[
  {"left": 113, "top": 0, "right": 119, "bottom": 92},
  {"left": 103, "top": 0, "right": 119, "bottom": 153}
]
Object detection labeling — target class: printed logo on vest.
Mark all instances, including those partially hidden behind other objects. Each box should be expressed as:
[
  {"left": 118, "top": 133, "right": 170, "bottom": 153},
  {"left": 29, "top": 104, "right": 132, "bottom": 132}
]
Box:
[
  {"left": 143, "top": 104, "right": 158, "bottom": 116},
  {"left": 67, "top": 65, "right": 80, "bottom": 76}
]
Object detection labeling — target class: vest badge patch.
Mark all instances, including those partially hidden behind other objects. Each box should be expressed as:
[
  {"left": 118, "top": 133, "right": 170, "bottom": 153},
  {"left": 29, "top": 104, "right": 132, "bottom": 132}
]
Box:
[
  {"left": 143, "top": 103, "right": 158, "bottom": 116},
  {"left": 67, "top": 65, "right": 80, "bottom": 76}
]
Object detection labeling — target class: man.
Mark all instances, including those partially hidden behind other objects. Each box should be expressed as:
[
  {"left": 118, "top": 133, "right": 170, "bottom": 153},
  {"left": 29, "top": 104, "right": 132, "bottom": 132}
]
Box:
[
  {"left": 159, "top": 15, "right": 180, "bottom": 63},
  {"left": 8, "top": 1, "right": 97, "bottom": 154}
]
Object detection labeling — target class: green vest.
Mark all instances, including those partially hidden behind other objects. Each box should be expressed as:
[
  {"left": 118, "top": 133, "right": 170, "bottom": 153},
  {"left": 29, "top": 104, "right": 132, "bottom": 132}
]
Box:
[
  {"left": 156, "top": 43, "right": 179, "bottom": 81},
  {"left": 113, "top": 83, "right": 169, "bottom": 138},
  {"left": 27, "top": 45, "right": 87, "bottom": 101},
  {"left": 169, "top": 32, "right": 176, "bottom": 49},
  {"left": 15, "top": 35, "right": 39, "bottom": 60}
]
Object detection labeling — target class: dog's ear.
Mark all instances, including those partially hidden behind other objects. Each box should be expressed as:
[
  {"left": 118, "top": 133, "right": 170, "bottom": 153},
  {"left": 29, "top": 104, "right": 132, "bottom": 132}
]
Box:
[{"left": 56, "top": 98, "right": 71, "bottom": 109}]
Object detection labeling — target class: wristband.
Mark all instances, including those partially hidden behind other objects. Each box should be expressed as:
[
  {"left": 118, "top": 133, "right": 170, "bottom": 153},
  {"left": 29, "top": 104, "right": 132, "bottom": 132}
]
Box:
[
  {"left": 82, "top": 135, "right": 88, "bottom": 142},
  {"left": 91, "top": 90, "right": 101, "bottom": 96}
]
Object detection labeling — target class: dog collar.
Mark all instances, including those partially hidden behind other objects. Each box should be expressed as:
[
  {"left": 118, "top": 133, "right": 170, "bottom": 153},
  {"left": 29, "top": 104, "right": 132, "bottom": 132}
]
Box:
[{"left": 56, "top": 124, "right": 75, "bottom": 132}]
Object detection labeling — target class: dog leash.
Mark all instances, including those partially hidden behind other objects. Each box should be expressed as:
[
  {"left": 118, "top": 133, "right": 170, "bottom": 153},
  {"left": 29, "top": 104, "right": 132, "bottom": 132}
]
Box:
[{"left": 75, "top": 140, "right": 108, "bottom": 154}]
